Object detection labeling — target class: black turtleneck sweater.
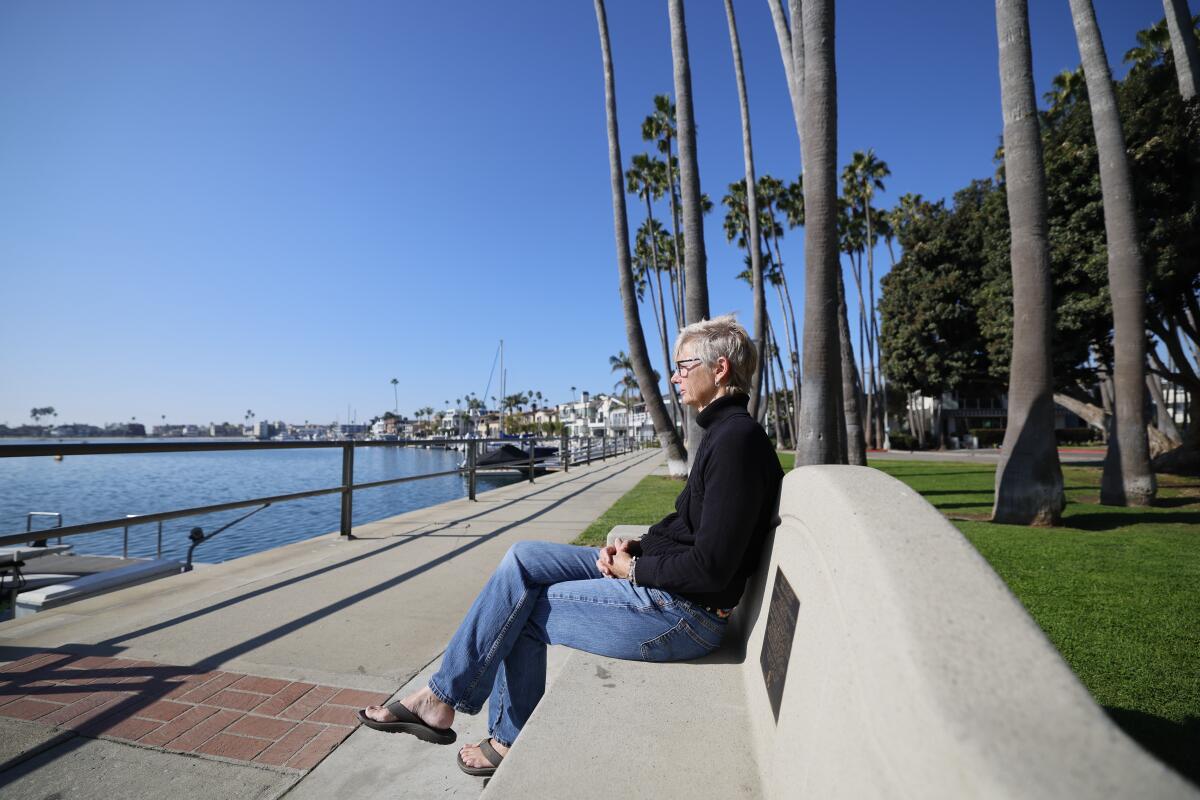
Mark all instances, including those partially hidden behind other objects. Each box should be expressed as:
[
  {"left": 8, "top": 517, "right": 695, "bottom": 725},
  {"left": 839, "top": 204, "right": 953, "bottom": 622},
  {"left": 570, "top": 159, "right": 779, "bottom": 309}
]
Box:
[{"left": 635, "top": 394, "right": 783, "bottom": 610}]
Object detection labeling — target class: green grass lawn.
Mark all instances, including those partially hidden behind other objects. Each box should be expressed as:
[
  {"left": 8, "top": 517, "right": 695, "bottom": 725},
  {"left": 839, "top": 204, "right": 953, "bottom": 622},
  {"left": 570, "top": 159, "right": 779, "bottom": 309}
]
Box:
[{"left": 576, "top": 453, "right": 1199, "bottom": 784}]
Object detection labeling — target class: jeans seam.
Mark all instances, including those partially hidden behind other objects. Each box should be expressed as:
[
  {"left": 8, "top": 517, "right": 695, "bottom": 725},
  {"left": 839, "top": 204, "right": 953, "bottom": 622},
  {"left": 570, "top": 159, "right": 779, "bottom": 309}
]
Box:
[{"left": 545, "top": 593, "right": 655, "bottom": 612}]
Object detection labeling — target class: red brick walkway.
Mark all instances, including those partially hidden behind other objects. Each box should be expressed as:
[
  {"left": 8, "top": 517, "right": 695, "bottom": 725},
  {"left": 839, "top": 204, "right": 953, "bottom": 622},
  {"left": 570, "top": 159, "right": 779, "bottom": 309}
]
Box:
[{"left": 0, "top": 651, "right": 391, "bottom": 772}]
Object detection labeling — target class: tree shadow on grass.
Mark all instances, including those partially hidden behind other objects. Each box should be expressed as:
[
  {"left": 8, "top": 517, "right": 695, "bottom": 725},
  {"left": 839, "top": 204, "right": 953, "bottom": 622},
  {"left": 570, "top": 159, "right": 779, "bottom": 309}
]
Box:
[
  {"left": 1063, "top": 511, "right": 1200, "bottom": 531},
  {"left": 930, "top": 501, "right": 995, "bottom": 511},
  {"left": 915, "top": 488, "right": 997, "bottom": 497},
  {"left": 1104, "top": 707, "right": 1199, "bottom": 788},
  {"left": 1153, "top": 496, "right": 1200, "bottom": 509}
]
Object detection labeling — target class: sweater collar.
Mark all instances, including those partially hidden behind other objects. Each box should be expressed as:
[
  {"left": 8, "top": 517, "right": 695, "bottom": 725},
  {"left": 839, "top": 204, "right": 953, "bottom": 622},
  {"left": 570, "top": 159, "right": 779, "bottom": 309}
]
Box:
[{"left": 697, "top": 393, "right": 749, "bottom": 429}]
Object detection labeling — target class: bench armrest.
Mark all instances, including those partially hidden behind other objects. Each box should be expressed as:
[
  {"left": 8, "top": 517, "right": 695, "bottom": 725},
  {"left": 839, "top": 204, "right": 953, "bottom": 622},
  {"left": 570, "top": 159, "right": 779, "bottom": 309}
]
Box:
[{"left": 605, "top": 525, "right": 649, "bottom": 547}]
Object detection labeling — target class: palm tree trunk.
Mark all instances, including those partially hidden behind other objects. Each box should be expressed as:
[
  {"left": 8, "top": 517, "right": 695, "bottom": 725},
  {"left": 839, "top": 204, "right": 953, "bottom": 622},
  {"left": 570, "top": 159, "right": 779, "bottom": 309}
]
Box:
[
  {"left": 768, "top": 0, "right": 805, "bottom": 155},
  {"left": 667, "top": 154, "right": 685, "bottom": 332},
  {"left": 848, "top": 249, "right": 872, "bottom": 446},
  {"left": 594, "top": 0, "right": 687, "bottom": 477},
  {"left": 766, "top": 236, "right": 804, "bottom": 444},
  {"left": 1163, "top": 0, "right": 1200, "bottom": 100},
  {"left": 864, "top": 202, "right": 885, "bottom": 449},
  {"left": 668, "top": 0, "right": 709, "bottom": 327},
  {"left": 838, "top": 268, "right": 867, "bottom": 464},
  {"left": 725, "top": 0, "right": 767, "bottom": 421},
  {"left": 873, "top": 312, "right": 887, "bottom": 447},
  {"left": 991, "top": 0, "right": 1066, "bottom": 524},
  {"left": 1146, "top": 369, "right": 1182, "bottom": 444},
  {"left": 795, "top": 0, "right": 842, "bottom": 466},
  {"left": 668, "top": 0, "right": 709, "bottom": 466},
  {"left": 646, "top": 197, "right": 686, "bottom": 437},
  {"left": 769, "top": 316, "right": 792, "bottom": 448},
  {"left": 766, "top": 0, "right": 808, "bottom": 443},
  {"left": 1068, "top": 0, "right": 1156, "bottom": 506}
]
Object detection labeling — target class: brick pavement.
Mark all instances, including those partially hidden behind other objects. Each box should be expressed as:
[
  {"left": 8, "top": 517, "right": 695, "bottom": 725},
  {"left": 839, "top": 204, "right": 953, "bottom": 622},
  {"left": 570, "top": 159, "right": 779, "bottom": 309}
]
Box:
[{"left": 0, "top": 651, "right": 390, "bottom": 772}]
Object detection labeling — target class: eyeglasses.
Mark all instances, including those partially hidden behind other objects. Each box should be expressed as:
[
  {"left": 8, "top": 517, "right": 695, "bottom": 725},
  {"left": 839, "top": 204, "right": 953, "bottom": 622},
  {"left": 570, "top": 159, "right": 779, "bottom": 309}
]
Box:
[{"left": 674, "top": 358, "right": 703, "bottom": 377}]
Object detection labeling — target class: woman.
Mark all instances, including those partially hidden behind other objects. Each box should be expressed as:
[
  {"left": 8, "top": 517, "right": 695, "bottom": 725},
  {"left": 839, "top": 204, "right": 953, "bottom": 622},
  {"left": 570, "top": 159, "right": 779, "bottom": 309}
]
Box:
[{"left": 359, "top": 315, "right": 783, "bottom": 777}]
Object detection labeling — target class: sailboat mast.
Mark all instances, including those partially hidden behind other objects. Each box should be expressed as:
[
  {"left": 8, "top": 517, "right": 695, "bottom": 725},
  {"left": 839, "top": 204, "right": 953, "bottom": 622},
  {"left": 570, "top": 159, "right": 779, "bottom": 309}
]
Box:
[{"left": 499, "top": 339, "right": 504, "bottom": 435}]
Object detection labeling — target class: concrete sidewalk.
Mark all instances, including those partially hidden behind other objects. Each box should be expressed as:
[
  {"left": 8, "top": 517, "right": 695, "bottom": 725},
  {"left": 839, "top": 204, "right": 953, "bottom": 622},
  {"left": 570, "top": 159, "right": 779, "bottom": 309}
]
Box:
[{"left": 0, "top": 448, "right": 664, "bottom": 798}]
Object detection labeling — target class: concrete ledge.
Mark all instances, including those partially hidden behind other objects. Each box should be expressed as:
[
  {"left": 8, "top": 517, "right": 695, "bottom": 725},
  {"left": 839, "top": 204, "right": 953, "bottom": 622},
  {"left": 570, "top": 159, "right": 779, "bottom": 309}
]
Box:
[
  {"left": 485, "top": 466, "right": 1197, "bottom": 799},
  {"left": 604, "top": 525, "right": 649, "bottom": 546},
  {"left": 482, "top": 649, "right": 760, "bottom": 800},
  {"left": 15, "top": 559, "right": 181, "bottom": 617},
  {"left": 756, "top": 466, "right": 1193, "bottom": 798}
]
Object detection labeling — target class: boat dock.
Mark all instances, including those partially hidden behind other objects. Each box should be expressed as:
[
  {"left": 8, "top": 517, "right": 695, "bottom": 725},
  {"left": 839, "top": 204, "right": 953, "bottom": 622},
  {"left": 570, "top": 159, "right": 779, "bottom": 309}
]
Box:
[{"left": 0, "top": 448, "right": 664, "bottom": 798}]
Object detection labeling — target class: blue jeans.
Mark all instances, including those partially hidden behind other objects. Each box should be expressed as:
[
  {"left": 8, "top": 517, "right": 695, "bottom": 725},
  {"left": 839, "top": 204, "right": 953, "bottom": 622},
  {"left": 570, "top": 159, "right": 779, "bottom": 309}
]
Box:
[{"left": 427, "top": 540, "right": 727, "bottom": 746}]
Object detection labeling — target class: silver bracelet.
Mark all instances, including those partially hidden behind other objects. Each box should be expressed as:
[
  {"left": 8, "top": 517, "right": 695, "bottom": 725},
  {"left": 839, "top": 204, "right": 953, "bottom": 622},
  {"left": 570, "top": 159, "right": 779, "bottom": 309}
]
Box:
[{"left": 627, "top": 556, "right": 638, "bottom": 586}]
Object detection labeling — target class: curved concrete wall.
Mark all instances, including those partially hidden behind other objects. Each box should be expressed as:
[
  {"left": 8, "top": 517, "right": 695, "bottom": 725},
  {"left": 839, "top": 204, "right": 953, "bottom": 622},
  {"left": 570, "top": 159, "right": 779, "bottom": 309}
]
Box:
[{"left": 741, "top": 466, "right": 1194, "bottom": 799}]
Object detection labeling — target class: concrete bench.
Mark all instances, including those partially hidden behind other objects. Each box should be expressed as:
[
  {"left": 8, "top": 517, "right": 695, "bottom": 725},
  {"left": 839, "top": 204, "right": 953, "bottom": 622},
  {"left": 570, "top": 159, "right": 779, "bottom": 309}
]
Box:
[
  {"left": 482, "top": 465, "right": 1195, "bottom": 799},
  {"left": 15, "top": 559, "right": 182, "bottom": 618}
]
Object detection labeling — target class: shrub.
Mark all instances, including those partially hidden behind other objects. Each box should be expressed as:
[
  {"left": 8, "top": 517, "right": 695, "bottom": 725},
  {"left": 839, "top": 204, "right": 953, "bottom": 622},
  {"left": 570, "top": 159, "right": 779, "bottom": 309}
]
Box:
[
  {"left": 968, "top": 428, "right": 1006, "bottom": 448},
  {"left": 1055, "top": 427, "right": 1101, "bottom": 445},
  {"left": 888, "top": 432, "right": 919, "bottom": 451}
]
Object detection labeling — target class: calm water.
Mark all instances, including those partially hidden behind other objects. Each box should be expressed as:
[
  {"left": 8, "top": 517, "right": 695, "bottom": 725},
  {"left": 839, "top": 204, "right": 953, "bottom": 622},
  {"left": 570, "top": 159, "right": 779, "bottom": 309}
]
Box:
[{"left": 0, "top": 440, "right": 523, "bottom": 563}]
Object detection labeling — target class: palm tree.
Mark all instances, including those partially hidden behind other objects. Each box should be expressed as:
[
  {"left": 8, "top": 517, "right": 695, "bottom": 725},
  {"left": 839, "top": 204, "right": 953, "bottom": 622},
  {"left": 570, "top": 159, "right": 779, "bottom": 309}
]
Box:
[
  {"left": 1067, "top": 0, "right": 1156, "bottom": 506},
  {"left": 1162, "top": 0, "right": 1200, "bottom": 99},
  {"left": 842, "top": 149, "right": 891, "bottom": 450},
  {"left": 758, "top": 175, "right": 804, "bottom": 433},
  {"left": 391, "top": 378, "right": 399, "bottom": 414},
  {"left": 642, "top": 95, "right": 685, "bottom": 328},
  {"left": 1043, "top": 67, "right": 1086, "bottom": 118},
  {"left": 991, "top": 0, "right": 1065, "bottom": 524},
  {"left": 594, "top": 0, "right": 687, "bottom": 476},
  {"left": 666, "top": 0, "right": 708, "bottom": 326},
  {"left": 722, "top": 0, "right": 766, "bottom": 420},
  {"left": 727, "top": 176, "right": 804, "bottom": 436},
  {"left": 610, "top": 350, "right": 636, "bottom": 415},
  {"left": 628, "top": 154, "right": 685, "bottom": 432},
  {"left": 794, "top": 0, "right": 842, "bottom": 466}
]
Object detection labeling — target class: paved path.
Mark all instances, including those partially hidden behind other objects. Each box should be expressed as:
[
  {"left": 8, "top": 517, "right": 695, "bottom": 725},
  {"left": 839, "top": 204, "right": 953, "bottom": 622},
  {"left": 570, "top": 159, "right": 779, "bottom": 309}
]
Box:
[{"left": 0, "top": 448, "right": 664, "bottom": 798}]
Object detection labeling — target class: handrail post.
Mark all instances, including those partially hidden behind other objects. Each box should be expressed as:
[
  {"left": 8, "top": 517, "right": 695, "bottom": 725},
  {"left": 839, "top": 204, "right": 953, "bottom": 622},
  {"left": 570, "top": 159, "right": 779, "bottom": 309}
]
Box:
[
  {"left": 586, "top": 436, "right": 591, "bottom": 465},
  {"left": 157, "top": 520, "right": 163, "bottom": 559},
  {"left": 468, "top": 438, "right": 478, "bottom": 501},
  {"left": 528, "top": 439, "right": 535, "bottom": 483},
  {"left": 561, "top": 430, "right": 568, "bottom": 472},
  {"left": 340, "top": 443, "right": 355, "bottom": 539}
]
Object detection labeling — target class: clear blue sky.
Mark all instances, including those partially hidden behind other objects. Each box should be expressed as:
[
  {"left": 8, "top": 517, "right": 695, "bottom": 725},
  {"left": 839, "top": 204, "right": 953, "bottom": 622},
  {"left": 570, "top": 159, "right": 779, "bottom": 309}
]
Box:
[{"left": 0, "top": 0, "right": 1164, "bottom": 427}]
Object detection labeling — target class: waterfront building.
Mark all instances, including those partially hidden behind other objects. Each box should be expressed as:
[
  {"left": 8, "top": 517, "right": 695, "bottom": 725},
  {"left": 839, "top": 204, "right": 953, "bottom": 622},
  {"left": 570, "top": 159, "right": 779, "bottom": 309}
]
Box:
[
  {"left": 438, "top": 409, "right": 470, "bottom": 438},
  {"left": 334, "top": 423, "right": 368, "bottom": 440},
  {"left": 474, "top": 413, "right": 502, "bottom": 438}
]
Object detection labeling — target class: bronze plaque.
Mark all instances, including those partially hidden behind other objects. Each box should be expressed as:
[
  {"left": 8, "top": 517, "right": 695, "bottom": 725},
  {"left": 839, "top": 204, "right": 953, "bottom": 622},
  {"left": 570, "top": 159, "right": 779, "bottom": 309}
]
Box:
[{"left": 759, "top": 567, "right": 799, "bottom": 722}]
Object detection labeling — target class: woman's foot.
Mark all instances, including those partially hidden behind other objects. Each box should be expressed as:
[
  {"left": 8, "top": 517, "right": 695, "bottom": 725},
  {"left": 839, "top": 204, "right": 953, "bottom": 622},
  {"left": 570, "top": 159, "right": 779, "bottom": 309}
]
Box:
[
  {"left": 459, "top": 737, "right": 509, "bottom": 769},
  {"left": 362, "top": 686, "right": 455, "bottom": 731}
]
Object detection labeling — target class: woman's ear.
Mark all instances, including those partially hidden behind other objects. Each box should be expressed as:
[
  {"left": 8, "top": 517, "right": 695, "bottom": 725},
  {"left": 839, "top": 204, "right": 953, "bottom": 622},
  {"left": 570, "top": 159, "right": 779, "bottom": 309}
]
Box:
[{"left": 715, "top": 356, "right": 731, "bottom": 384}]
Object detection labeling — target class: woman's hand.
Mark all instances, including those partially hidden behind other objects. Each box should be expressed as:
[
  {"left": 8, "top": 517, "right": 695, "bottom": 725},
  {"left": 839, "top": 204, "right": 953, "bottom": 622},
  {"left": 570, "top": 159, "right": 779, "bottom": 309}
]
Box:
[
  {"left": 608, "top": 550, "right": 633, "bottom": 580},
  {"left": 596, "top": 537, "right": 639, "bottom": 578},
  {"left": 596, "top": 543, "right": 617, "bottom": 577}
]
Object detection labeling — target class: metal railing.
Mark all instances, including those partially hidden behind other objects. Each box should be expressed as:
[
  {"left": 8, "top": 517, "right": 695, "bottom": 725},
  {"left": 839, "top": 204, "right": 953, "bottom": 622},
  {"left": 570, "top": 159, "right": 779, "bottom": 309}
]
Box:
[{"left": 0, "top": 435, "right": 641, "bottom": 551}]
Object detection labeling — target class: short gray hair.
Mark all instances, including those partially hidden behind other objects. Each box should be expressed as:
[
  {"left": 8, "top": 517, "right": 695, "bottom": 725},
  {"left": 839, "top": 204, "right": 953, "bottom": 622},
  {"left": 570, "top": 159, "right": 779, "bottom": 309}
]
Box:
[{"left": 674, "top": 314, "right": 757, "bottom": 395}]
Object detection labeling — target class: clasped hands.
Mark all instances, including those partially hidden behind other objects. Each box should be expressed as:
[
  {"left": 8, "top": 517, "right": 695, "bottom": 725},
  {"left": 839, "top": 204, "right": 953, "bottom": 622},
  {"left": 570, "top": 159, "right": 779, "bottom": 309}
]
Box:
[{"left": 596, "top": 537, "right": 641, "bottom": 580}]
